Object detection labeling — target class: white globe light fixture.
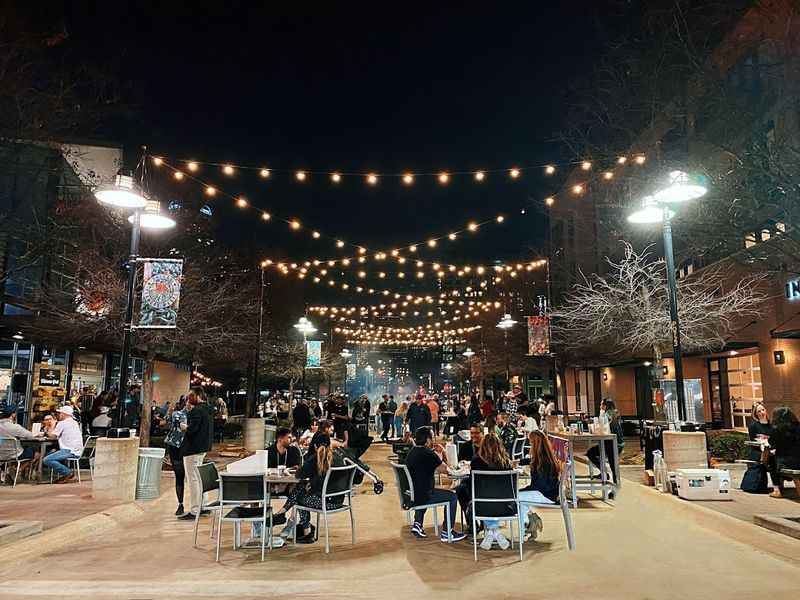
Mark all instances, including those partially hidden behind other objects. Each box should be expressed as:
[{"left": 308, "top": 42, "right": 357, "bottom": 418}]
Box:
[
  {"left": 627, "top": 196, "right": 674, "bottom": 224},
  {"left": 652, "top": 170, "right": 708, "bottom": 204},
  {"left": 94, "top": 174, "right": 148, "bottom": 209},
  {"left": 496, "top": 313, "right": 517, "bottom": 330},
  {"left": 340, "top": 349, "right": 352, "bottom": 359},
  {"left": 462, "top": 347, "right": 475, "bottom": 358},
  {"left": 127, "top": 199, "right": 176, "bottom": 229}
]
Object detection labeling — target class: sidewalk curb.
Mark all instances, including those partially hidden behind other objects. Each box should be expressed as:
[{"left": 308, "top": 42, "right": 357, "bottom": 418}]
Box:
[
  {"left": 631, "top": 479, "right": 800, "bottom": 566},
  {"left": 1, "top": 484, "right": 172, "bottom": 566}
]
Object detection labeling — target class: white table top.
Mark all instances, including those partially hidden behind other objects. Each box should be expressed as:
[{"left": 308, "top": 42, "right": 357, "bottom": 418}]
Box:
[{"left": 226, "top": 450, "right": 300, "bottom": 482}]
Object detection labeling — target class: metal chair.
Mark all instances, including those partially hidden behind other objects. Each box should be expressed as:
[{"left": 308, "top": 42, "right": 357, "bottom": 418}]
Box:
[
  {"left": 292, "top": 462, "right": 357, "bottom": 554},
  {"left": 470, "top": 470, "right": 522, "bottom": 561},
  {"left": 49, "top": 436, "right": 98, "bottom": 483},
  {"left": 215, "top": 472, "right": 270, "bottom": 562},
  {"left": 517, "top": 461, "right": 576, "bottom": 551},
  {"left": 390, "top": 462, "right": 452, "bottom": 540},
  {"left": 0, "top": 438, "right": 32, "bottom": 487},
  {"left": 511, "top": 436, "right": 527, "bottom": 462},
  {"left": 193, "top": 461, "right": 223, "bottom": 546}
]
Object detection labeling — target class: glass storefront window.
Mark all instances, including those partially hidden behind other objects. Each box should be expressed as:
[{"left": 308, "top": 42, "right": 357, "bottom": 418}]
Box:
[{"left": 0, "top": 342, "right": 14, "bottom": 370}]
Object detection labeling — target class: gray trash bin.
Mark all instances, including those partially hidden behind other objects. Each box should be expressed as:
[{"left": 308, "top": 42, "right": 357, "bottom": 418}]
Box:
[{"left": 136, "top": 447, "right": 166, "bottom": 500}]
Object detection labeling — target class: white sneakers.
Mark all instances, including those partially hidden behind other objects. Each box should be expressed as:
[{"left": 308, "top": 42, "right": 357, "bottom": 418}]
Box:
[{"left": 480, "top": 528, "right": 510, "bottom": 550}]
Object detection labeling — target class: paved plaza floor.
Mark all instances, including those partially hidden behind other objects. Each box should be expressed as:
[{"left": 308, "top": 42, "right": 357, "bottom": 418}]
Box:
[{"left": 1, "top": 443, "right": 799, "bottom": 600}]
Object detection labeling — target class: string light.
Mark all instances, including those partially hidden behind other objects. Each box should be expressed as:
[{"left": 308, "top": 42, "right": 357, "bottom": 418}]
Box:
[
  {"left": 581, "top": 161, "right": 592, "bottom": 171},
  {"left": 187, "top": 161, "right": 199, "bottom": 172},
  {"left": 617, "top": 156, "right": 627, "bottom": 165},
  {"left": 173, "top": 171, "right": 184, "bottom": 180},
  {"left": 260, "top": 168, "right": 271, "bottom": 178},
  {"left": 152, "top": 157, "right": 163, "bottom": 166},
  {"left": 545, "top": 165, "right": 556, "bottom": 175},
  {"left": 331, "top": 172, "right": 341, "bottom": 183},
  {"left": 603, "top": 171, "right": 614, "bottom": 180},
  {"left": 336, "top": 240, "right": 345, "bottom": 248},
  {"left": 438, "top": 172, "right": 450, "bottom": 184},
  {"left": 367, "top": 173, "right": 378, "bottom": 185},
  {"left": 448, "top": 233, "right": 457, "bottom": 240},
  {"left": 296, "top": 171, "right": 307, "bottom": 181},
  {"left": 290, "top": 219, "right": 301, "bottom": 230},
  {"left": 545, "top": 196, "right": 555, "bottom": 206},
  {"left": 468, "top": 222, "right": 479, "bottom": 232},
  {"left": 223, "top": 164, "right": 235, "bottom": 175},
  {"left": 205, "top": 186, "right": 216, "bottom": 196},
  {"left": 474, "top": 171, "right": 485, "bottom": 181},
  {"left": 403, "top": 173, "right": 414, "bottom": 185},
  {"left": 496, "top": 215, "right": 505, "bottom": 223},
  {"left": 261, "top": 212, "right": 271, "bottom": 221},
  {"left": 428, "top": 239, "right": 437, "bottom": 248},
  {"left": 236, "top": 196, "right": 248, "bottom": 208},
  {"left": 312, "top": 231, "right": 321, "bottom": 239},
  {"left": 572, "top": 184, "right": 584, "bottom": 194},
  {"left": 510, "top": 168, "right": 520, "bottom": 179},
  {"left": 634, "top": 155, "right": 646, "bottom": 165}
]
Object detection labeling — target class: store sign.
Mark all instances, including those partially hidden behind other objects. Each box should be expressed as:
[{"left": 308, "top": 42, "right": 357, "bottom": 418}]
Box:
[
  {"left": 39, "top": 368, "right": 61, "bottom": 387},
  {"left": 139, "top": 258, "right": 184, "bottom": 328},
  {"left": 306, "top": 340, "right": 322, "bottom": 368},
  {"left": 786, "top": 279, "right": 800, "bottom": 301}
]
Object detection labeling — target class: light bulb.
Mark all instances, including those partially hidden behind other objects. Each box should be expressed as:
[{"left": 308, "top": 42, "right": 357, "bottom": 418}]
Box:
[
  {"left": 290, "top": 220, "right": 301, "bottom": 230},
  {"left": 336, "top": 240, "right": 345, "bottom": 248},
  {"left": 438, "top": 172, "right": 450, "bottom": 184},
  {"left": 545, "top": 196, "right": 555, "bottom": 206},
  {"left": 261, "top": 212, "right": 271, "bottom": 221},
  {"left": 509, "top": 168, "right": 520, "bottom": 178},
  {"left": 367, "top": 173, "right": 378, "bottom": 185},
  {"left": 152, "top": 157, "right": 163, "bottom": 166},
  {"left": 496, "top": 215, "right": 505, "bottom": 223},
  {"left": 173, "top": 171, "right": 184, "bottom": 180},
  {"left": 545, "top": 165, "right": 556, "bottom": 175},
  {"left": 205, "top": 186, "right": 216, "bottom": 196},
  {"left": 331, "top": 172, "right": 341, "bottom": 183},
  {"left": 296, "top": 171, "right": 307, "bottom": 181},
  {"left": 402, "top": 173, "right": 414, "bottom": 185},
  {"left": 223, "top": 164, "right": 234, "bottom": 175},
  {"left": 468, "top": 222, "right": 478, "bottom": 232},
  {"left": 572, "top": 184, "right": 584, "bottom": 194},
  {"left": 474, "top": 171, "right": 485, "bottom": 181},
  {"left": 581, "top": 161, "right": 592, "bottom": 171},
  {"left": 187, "top": 161, "right": 198, "bottom": 172},
  {"left": 236, "top": 197, "right": 248, "bottom": 208}
]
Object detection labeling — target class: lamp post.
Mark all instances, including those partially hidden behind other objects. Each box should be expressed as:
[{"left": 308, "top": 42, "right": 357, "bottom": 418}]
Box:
[
  {"left": 294, "top": 316, "right": 317, "bottom": 400},
  {"left": 94, "top": 174, "right": 175, "bottom": 433},
  {"left": 340, "top": 348, "right": 352, "bottom": 396},
  {"left": 628, "top": 170, "right": 708, "bottom": 422},
  {"left": 496, "top": 313, "right": 517, "bottom": 388},
  {"left": 365, "top": 364, "right": 374, "bottom": 396},
  {"left": 250, "top": 265, "right": 268, "bottom": 417}
]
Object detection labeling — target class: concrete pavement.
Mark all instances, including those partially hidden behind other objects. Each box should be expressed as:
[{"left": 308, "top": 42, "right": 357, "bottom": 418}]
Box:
[{"left": 1, "top": 444, "right": 799, "bottom": 600}]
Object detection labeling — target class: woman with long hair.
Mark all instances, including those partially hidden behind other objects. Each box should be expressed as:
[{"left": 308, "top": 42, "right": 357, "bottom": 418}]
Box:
[
  {"left": 586, "top": 398, "right": 624, "bottom": 490},
  {"left": 271, "top": 434, "right": 346, "bottom": 543},
  {"left": 518, "top": 430, "right": 563, "bottom": 540},
  {"left": 160, "top": 396, "right": 188, "bottom": 515},
  {"left": 768, "top": 406, "right": 800, "bottom": 498},
  {"left": 469, "top": 433, "right": 514, "bottom": 550}
]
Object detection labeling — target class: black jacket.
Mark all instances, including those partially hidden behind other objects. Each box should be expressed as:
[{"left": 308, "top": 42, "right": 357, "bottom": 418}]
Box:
[{"left": 181, "top": 403, "right": 213, "bottom": 456}]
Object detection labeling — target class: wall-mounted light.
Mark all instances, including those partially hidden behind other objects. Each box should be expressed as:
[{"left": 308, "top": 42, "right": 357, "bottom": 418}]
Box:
[
  {"left": 662, "top": 366, "right": 669, "bottom": 375},
  {"left": 602, "top": 373, "right": 608, "bottom": 381},
  {"left": 774, "top": 350, "right": 786, "bottom": 365}
]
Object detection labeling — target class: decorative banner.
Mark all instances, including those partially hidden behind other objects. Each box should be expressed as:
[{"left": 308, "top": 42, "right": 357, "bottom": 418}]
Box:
[
  {"left": 527, "top": 315, "right": 550, "bottom": 356},
  {"left": 470, "top": 356, "right": 482, "bottom": 381},
  {"left": 139, "top": 259, "right": 184, "bottom": 329},
  {"left": 346, "top": 363, "right": 356, "bottom": 380},
  {"left": 306, "top": 340, "right": 322, "bottom": 368}
]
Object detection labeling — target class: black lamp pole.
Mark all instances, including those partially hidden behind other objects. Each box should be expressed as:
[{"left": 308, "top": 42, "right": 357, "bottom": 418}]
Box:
[
  {"left": 116, "top": 210, "right": 141, "bottom": 430},
  {"left": 662, "top": 208, "right": 687, "bottom": 421}
]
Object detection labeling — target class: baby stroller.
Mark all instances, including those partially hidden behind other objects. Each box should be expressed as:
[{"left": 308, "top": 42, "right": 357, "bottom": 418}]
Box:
[{"left": 340, "top": 448, "right": 385, "bottom": 495}]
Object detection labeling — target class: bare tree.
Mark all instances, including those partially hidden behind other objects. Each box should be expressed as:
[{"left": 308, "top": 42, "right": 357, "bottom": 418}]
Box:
[{"left": 551, "top": 243, "right": 766, "bottom": 364}]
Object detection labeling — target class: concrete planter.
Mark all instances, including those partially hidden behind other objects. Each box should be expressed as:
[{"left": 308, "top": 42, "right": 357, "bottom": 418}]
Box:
[
  {"left": 243, "top": 417, "right": 266, "bottom": 452},
  {"left": 92, "top": 436, "right": 140, "bottom": 502}
]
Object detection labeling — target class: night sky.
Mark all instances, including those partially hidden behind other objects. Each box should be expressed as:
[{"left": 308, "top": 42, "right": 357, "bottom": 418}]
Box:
[{"left": 54, "top": 3, "right": 619, "bottom": 304}]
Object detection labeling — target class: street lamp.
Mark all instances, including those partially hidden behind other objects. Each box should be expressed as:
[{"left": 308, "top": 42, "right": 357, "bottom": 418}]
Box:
[
  {"left": 496, "top": 313, "right": 517, "bottom": 387},
  {"left": 340, "top": 348, "right": 352, "bottom": 396},
  {"left": 462, "top": 347, "right": 476, "bottom": 358},
  {"left": 95, "top": 174, "right": 175, "bottom": 434},
  {"left": 294, "top": 317, "right": 317, "bottom": 399},
  {"left": 628, "top": 170, "right": 707, "bottom": 422}
]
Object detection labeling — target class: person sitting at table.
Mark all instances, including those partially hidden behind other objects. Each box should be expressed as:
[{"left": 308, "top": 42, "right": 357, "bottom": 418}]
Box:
[
  {"left": 299, "top": 418, "right": 319, "bottom": 449},
  {"left": 405, "top": 427, "right": 466, "bottom": 542},
  {"left": 768, "top": 406, "right": 800, "bottom": 498},
  {"left": 458, "top": 425, "right": 483, "bottom": 462},
  {"left": 0, "top": 402, "right": 39, "bottom": 478},
  {"left": 91, "top": 405, "right": 113, "bottom": 432},
  {"left": 586, "top": 398, "right": 623, "bottom": 491},
  {"left": 307, "top": 420, "right": 343, "bottom": 457},
  {"left": 748, "top": 402, "right": 772, "bottom": 458},
  {"left": 466, "top": 432, "right": 515, "bottom": 550},
  {"left": 270, "top": 436, "right": 347, "bottom": 543},
  {"left": 43, "top": 405, "right": 84, "bottom": 484},
  {"left": 518, "top": 429, "right": 562, "bottom": 540},
  {"left": 267, "top": 427, "right": 303, "bottom": 470}
]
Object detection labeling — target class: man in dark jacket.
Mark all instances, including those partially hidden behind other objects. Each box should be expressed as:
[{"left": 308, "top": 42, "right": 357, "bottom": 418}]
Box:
[
  {"left": 406, "top": 394, "right": 432, "bottom": 434},
  {"left": 178, "top": 390, "right": 213, "bottom": 520},
  {"left": 292, "top": 398, "right": 313, "bottom": 438}
]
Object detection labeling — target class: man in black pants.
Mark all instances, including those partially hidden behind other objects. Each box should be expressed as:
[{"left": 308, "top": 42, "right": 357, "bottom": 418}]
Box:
[
  {"left": 388, "top": 395, "right": 398, "bottom": 438},
  {"left": 292, "top": 398, "right": 313, "bottom": 439},
  {"left": 404, "top": 427, "right": 466, "bottom": 542},
  {"left": 378, "top": 394, "right": 393, "bottom": 442}
]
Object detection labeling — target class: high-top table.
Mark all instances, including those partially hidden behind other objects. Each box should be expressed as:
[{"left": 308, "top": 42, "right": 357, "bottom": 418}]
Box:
[
  {"left": 19, "top": 438, "right": 57, "bottom": 483},
  {"left": 548, "top": 432, "right": 620, "bottom": 506}
]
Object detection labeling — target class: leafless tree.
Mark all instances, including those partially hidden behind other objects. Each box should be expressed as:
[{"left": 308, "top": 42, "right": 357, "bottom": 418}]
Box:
[{"left": 551, "top": 243, "right": 766, "bottom": 364}]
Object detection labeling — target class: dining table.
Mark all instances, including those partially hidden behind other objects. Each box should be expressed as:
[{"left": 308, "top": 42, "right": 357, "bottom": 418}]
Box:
[
  {"left": 19, "top": 437, "right": 57, "bottom": 483},
  {"left": 548, "top": 431, "right": 620, "bottom": 506}
]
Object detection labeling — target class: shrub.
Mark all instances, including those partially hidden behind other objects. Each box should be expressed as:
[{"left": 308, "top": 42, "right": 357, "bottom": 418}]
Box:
[{"left": 707, "top": 430, "right": 748, "bottom": 462}]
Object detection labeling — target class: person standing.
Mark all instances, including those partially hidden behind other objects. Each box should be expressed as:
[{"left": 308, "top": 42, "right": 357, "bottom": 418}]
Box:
[
  {"left": 586, "top": 399, "right": 623, "bottom": 492},
  {"left": 292, "top": 397, "right": 313, "bottom": 439},
  {"left": 406, "top": 394, "right": 432, "bottom": 434},
  {"left": 330, "top": 395, "right": 350, "bottom": 439},
  {"left": 178, "top": 389, "right": 213, "bottom": 520},
  {"left": 427, "top": 395, "right": 441, "bottom": 438},
  {"left": 394, "top": 398, "right": 409, "bottom": 439},
  {"left": 768, "top": 406, "right": 800, "bottom": 498},
  {"left": 160, "top": 397, "right": 188, "bottom": 516},
  {"left": 43, "top": 405, "right": 84, "bottom": 484},
  {"left": 387, "top": 395, "right": 398, "bottom": 437},
  {"left": 378, "top": 394, "right": 393, "bottom": 442}
]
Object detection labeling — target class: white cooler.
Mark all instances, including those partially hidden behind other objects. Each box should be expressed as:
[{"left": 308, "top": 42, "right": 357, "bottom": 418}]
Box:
[{"left": 675, "top": 469, "right": 732, "bottom": 501}]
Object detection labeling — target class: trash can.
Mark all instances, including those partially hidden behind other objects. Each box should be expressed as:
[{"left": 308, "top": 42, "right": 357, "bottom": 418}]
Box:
[
  {"left": 264, "top": 424, "right": 277, "bottom": 448},
  {"left": 135, "top": 447, "right": 166, "bottom": 500}
]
